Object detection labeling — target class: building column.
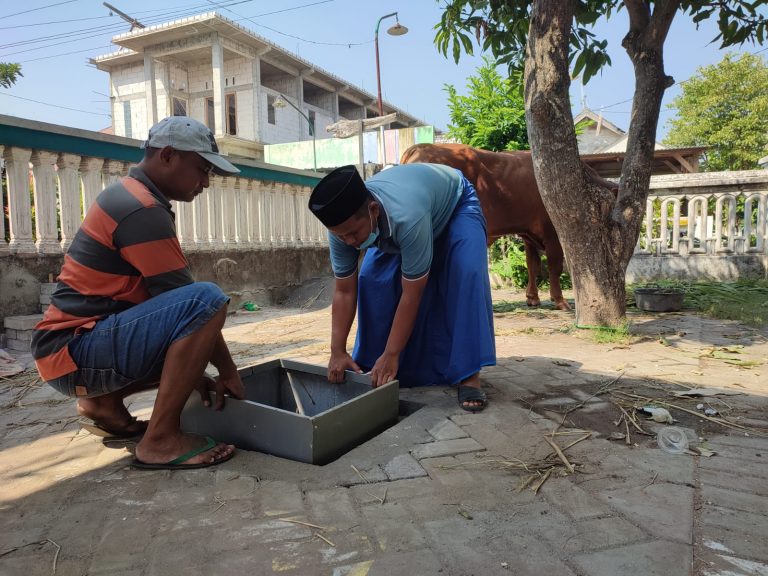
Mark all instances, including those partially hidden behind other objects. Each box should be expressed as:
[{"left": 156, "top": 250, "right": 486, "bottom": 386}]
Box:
[
  {"left": 161, "top": 61, "right": 172, "bottom": 117},
  {"left": 57, "top": 153, "right": 83, "bottom": 252},
  {"left": 212, "top": 35, "right": 225, "bottom": 137},
  {"left": 80, "top": 157, "right": 104, "bottom": 213},
  {"left": 251, "top": 56, "right": 263, "bottom": 142},
  {"left": 296, "top": 75, "right": 305, "bottom": 139},
  {"left": 193, "top": 191, "right": 210, "bottom": 250},
  {"left": 3, "top": 146, "right": 36, "bottom": 254},
  {"left": 102, "top": 159, "right": 125, "bottom": 189},
  {"left": 31, "top": 151, "right": 61, "bottom": 254},
  {"left": 0, "top": 146, "right": 6, "bottom": 254},
  {"left": 143, "top": 52, "right": 158, "bottom": 130},
  {"left": 332, "top": 91, "right": 339, "bottom": 122}
]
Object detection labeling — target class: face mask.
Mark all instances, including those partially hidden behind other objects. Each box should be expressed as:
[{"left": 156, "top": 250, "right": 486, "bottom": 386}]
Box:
[{"left": 357, "top": 205, "right": 379, "bottom": 251}]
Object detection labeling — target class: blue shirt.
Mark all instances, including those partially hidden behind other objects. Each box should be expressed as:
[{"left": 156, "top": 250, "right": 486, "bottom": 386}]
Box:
[{"left": 328, "top": 163, "right": 463, "bottom": 280}]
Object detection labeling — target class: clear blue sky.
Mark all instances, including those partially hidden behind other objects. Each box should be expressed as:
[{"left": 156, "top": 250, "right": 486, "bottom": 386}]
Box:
[{"left": 1, "top": 0, "right": 765, "bottom": 140}]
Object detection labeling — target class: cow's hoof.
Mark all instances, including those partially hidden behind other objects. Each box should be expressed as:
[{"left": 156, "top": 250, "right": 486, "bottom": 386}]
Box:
[
  {"left": 526, "top": 298, "right": 541, "bottom": 307},
  {"left": 554, "top": 300, "right": 572, "bottom": 311}
]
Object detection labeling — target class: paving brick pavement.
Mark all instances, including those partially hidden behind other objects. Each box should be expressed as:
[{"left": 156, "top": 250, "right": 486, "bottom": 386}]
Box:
[{"left": 1, "top": 287, "right": 767, "bottom": 576}]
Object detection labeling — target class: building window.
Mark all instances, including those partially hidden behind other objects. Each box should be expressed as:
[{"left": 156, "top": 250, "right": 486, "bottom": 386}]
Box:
[
  {"left": 267, "top": 95, "right": 276, "bottom": 125},
  {"left": 172, "top": 97, "right": 187, "bottom": 116},
  {"left": 206, "top": 97, "right": 215, "bottom": 132},
  {"left": 122, "top": 101, "right": 132, "bottom": 139},
  {"left": 308, "top": 110, "right": 316, "bottom": 136},
  {"left": 226, "top": 93, "right": 237, "bottom": 135}
]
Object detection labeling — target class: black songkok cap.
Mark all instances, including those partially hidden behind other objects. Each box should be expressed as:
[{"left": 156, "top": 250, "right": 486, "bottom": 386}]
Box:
[{"left": 308, "top": 165, "right": 369, "bottom": 227}]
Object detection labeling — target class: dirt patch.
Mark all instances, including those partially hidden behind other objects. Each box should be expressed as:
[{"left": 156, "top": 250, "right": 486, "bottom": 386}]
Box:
[{"left": 521, "top": 378, "right": 768, "bottom": 443}]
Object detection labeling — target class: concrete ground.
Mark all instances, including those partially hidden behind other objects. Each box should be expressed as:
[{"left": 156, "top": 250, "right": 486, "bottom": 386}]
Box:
[{"left": 1, "top": 281, "right": 767, "bottom": 576}]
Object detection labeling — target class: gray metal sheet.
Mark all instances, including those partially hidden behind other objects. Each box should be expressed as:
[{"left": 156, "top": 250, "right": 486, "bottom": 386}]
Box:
[{"left": 180, "top": 359, "right": 399, "bottom": 464}]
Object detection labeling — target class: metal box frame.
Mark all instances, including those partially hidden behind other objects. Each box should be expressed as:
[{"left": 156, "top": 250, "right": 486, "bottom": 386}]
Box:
[{"left": 181, "top": 359, "right": 399, "bottom": 465}]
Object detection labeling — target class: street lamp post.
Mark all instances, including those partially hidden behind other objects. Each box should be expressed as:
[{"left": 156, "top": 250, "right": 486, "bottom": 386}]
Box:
[
  {"left": 273, "top": 93, "right": 317, "bottom": 171},
  {"left": 374, "top": 12, "right": 408, "bottom": 117}
]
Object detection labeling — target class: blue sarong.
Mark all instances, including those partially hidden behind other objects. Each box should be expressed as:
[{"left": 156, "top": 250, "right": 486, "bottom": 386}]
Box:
[{"left": 352, "top": 178, "right": 496, "bottom": 387}]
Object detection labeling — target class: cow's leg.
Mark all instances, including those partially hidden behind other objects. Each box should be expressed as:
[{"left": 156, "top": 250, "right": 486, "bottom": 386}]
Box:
[
  {"left": 545, "top": 241, "right": 572, "bottom": 311},
  {"left": 523, "top": 240, "right": 541, "bottom": 307}
]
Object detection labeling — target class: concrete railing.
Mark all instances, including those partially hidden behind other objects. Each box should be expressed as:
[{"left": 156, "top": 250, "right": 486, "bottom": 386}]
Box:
[
  {"left": 0, "top": 115, "right": 327, "bottom": 257},
  {"left": 637, "top": 170, "right": 768, "bottom": 256},
  {"left": 629, "top": 170, "right": 768, "bottom": 281}
]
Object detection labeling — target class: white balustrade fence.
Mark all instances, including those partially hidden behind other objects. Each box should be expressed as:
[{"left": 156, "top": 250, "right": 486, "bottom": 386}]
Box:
[
  {"left": 636, "top": 171, "right": 768, "bottom": 258},
  {"left": 0, "top": 145, "right": 327, "bottom": 257}
]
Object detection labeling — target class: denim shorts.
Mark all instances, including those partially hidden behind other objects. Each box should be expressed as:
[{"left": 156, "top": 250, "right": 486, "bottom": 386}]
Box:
[{"left": 47, "top": 282, "right": 229, "bottom": 398}]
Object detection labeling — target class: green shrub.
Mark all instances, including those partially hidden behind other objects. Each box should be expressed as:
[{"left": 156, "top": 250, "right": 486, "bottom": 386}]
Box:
[{"left": 489, "top": 237, "right": 572, "bottom": 289}]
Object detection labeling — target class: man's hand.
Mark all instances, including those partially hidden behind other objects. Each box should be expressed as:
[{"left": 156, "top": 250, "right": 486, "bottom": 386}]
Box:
[
  {"left": 328, "top": 351, "right": 362, "bottom": 383},
  {"left": 197, "top": 371, "right": 245, "bottom": 410},
  {"left": 370, "top": 351, "right": 398, "bottom": 388}
]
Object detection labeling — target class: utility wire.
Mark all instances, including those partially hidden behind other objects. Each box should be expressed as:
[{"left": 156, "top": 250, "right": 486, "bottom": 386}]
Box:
[
  {"left": 1, "top": 0, "right": 360, "bottom": 57},
  {"left": 18, "top": 45, "right": 115, "bottom": 64},
  {"left": 0, "top": 16, "right": 113, "bottom": 30},
  {"left": 589, "top": 45, "right": 767, "bottom": 113},
  {"left": 0, "top": 92, "right": 111, "bottom": 117},
  {"left": 0, "top": 0, "right": 258, "bottom": 50},
  {"left": 205, "top": 0, "right": 372, "bottom": 46},
  {"left": 0, "top": 0, "right": 78, "bottom": 19}
]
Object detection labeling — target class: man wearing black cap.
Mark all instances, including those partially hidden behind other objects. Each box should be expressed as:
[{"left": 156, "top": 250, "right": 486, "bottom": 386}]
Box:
[
  {"left": 308, "top": 163, "right": 496, "bottom": 411},
  {"left": 32, "top": 116, "right": 246, "bottom": 468}
]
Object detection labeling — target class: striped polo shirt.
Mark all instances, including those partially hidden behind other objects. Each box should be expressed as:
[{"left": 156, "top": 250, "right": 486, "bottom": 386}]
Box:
[{"left": 31, "top": 166, "right": 194, "bottom": 381}]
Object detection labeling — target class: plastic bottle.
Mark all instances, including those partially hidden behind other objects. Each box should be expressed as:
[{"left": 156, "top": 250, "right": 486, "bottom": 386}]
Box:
[{"left": 656, "top": 426, "right": 689, "bottom": 454}]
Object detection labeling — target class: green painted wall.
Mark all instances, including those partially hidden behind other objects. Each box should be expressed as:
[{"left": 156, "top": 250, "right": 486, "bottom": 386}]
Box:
[
  {"left": 264, "top": 136, "right": 363, "bottom": 171},
  {"left": 265, "top": 126, "right": 435, "bottom": 170}
]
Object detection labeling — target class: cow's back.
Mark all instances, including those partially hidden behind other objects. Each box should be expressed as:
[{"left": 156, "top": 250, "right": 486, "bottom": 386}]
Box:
[{"left": 400, "top": 143, "right": 551, "bottom": 240}]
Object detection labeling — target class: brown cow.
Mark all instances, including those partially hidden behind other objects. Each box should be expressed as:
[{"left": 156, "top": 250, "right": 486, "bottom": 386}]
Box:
[{"left": 400, "top": 143, "right": 616, "bottom": 311}]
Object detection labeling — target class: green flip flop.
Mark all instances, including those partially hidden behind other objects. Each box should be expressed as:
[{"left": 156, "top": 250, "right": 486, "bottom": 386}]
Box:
[{"left": 131, "top": 436, "right": 234, "bottom": 470}]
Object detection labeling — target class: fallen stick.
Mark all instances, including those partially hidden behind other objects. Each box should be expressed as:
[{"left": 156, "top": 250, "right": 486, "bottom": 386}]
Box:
[
  {"left": 542, "top": 436, "right": 575, "bottom": 473},
  {"left": 560, "top": 432, "right": 592, "bottom": 451},
  {"left": 532, "top": 468, "right": 552, "bottom": 493},
  {"left": 315, "top": 532, "right": 336, "bottom": 547},
  {"left": 615, "top": 403, "right": 652, "bottom": 435},
  {"left": 279, "top": 518, "right": 325, "bottom": 530},
  {"left": 613, "top": 391, "right": 767, "bottom": 435},
  {"left": 351, "top": 464, "right": 370, "bottom": 483}
]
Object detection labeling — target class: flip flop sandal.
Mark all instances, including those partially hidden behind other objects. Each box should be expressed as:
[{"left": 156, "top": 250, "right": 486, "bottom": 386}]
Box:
[
  {"left": 131, "top": 436, "right": 235, "bottom": 470},
  {"left": 79, "top": 417, "right": 148, "bottom": 440},
  {"left": 457, "top": 385, "right": 488, "bottom": 413}
]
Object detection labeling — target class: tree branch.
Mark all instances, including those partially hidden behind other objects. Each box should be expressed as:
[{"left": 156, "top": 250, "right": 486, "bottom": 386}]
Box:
[
  {"left": 647, "top": 0, "right": 680, "bottom": 48},
  {"left": 624, "top": 0, "right": 650, "bottom": 32}
]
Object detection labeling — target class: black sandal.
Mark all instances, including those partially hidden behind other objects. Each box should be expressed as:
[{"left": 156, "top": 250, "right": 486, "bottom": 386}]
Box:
[
  {"left": 457, "top": 385, "right": 488, "bottom": 413},
  {"left": 79, "top": 417, "right": 148, "bottom": 440}
]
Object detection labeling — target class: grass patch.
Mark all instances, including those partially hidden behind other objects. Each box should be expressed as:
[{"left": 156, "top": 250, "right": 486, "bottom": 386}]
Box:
[
  {"left": 575, "top": 321, "right": 633, "bottom": 345},
  {"left": 493, "top": 299, "right": 573, "bottom": 314},
  {"left": 628, "top": 280, "right": 768, "bottom": 327}
]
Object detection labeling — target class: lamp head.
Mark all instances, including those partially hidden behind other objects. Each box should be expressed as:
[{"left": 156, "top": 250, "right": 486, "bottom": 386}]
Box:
[
  {"left": 387, "top": 22, "right": 408, "bottom": 36},
  {"left": 273, "top": 95, "right": 287, "bottom": 109}
]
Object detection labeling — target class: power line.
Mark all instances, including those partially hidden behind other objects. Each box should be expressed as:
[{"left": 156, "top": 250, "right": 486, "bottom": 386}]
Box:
[
  {"left": 0, "top": 92, "right": 111, "bottom": 117},
  {"left": 0, "top": 0, "right": 334, "bottom": 55},
  {"left": 0, "top": 15, "right": 111, "bottom": 30},
  {"left": 18, "top": 45, "right": 114, "bottom": 64},
  {"left": 592, "top": 45, "right": 767, "bottom": 113},
  {"left": 0, "top": 0, "right": 78, "bottom": 19},
  {"left": 0, "top": 0, "right": 257, "bottom": 51},
  {"left": 205, "top": 0, "right": 372, "bottom": 47},
  {"left": 3, "top": 0, "right": 370, "bottom": 62}
]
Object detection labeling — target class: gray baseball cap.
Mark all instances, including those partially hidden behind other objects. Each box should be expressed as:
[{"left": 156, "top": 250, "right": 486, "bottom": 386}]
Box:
[{"left": 142, "top": 116, "right": 240, "bottom": 176}]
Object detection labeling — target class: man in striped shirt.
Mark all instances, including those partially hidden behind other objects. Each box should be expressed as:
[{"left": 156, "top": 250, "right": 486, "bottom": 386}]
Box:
[{"left": 31, "top": 116, "right": 245, "bottom": 469}]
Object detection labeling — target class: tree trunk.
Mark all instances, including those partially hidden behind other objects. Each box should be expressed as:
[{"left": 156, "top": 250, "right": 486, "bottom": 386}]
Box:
[{"left": 523, "top": 0, "right": 677, "bottom": 327}]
